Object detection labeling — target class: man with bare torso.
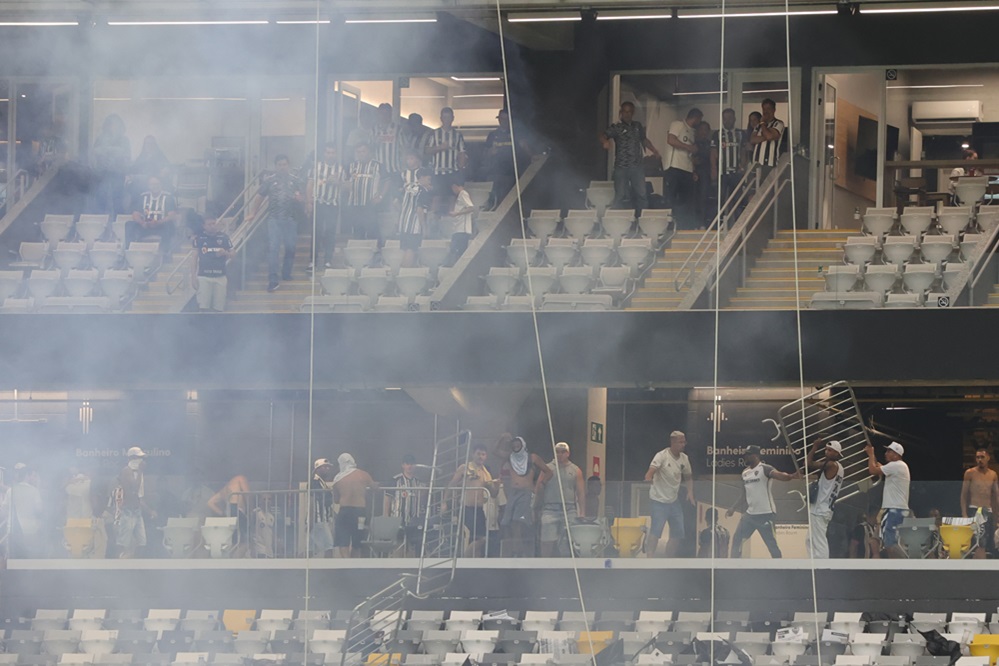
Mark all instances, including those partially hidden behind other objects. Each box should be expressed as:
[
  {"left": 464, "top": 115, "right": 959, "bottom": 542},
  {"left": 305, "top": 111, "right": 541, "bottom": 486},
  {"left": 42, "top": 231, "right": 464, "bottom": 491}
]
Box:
[
  {"left": 450, "top": 444, "right": 499, "bottom": 557},
  {"left": 494, "top": 433, "right": 552, "bottom": 556},
  {"left": 961, "top": 448, "right": 999, "bottom": 558},
  {"left": 332, "top": 453, "right": 375, "bottom": 558}
]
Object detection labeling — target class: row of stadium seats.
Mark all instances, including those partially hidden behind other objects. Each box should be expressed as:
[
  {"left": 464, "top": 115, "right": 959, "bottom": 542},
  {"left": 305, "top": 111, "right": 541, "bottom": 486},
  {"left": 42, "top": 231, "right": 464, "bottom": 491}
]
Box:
[
  {"left": 10, "top": 241, "right": 161, "bottom": 275},
  {"left": 0, "top": 269, "right": 137, "bottom": 307},
  {"left": 524, "top": 208, "right": 672, "bottom": 244},
  {"left": 340, "top": 240, "right": 450, "bottom": 275},
  {"left": 861, "top": 205, "right": 999, "bottom": 239},
  {"left": 504, "top": 238, "right": 655, "bottom": 274},
  {"left": 841, "top": 234, "right": 976, "bottom": 268},
  {"left": 35, "top": 214, "right": 136, "bottom": 249}
]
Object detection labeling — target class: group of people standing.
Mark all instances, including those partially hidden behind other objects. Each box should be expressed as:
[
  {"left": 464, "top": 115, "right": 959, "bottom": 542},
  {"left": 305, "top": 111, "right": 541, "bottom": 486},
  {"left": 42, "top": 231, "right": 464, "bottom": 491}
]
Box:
[{"left": 601, "top": 99, "right": 786, "bottom": 229}]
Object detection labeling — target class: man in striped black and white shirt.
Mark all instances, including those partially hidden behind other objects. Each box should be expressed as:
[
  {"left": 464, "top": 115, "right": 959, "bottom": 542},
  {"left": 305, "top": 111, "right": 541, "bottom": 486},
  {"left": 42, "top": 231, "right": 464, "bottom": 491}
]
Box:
[
  {"left": 373, "top": 103, "right": 402, "bottom": 176},
  {"left": 306, "top": 142, "right": 346, "bottom": 270},
  {"left": 344, "top": 143, "right": 385, "bottom": 244},
  {"left": 397, "top": 168, "right": 432, "bottom": 268},
  {"left": 126, "top": 175, "right": 178, "bottom": 256},
  {"left": 400, "top": 113, "right": 431, "bottom": 163},
  {"left": 710, "top": 108, "right": 747, "bottom": 208},
  {"left": 749, "top": 98, "right": 786, "bottom": 176},
  {"left": 427, "top": 107, "right": 467, "bottom": 215}
]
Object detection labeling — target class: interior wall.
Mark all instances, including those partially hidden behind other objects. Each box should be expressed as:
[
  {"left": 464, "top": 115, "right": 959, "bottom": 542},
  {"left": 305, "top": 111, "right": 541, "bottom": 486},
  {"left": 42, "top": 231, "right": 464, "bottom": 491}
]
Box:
[{"left": 827, "top": 72, "right": 881, "bottom": 228}]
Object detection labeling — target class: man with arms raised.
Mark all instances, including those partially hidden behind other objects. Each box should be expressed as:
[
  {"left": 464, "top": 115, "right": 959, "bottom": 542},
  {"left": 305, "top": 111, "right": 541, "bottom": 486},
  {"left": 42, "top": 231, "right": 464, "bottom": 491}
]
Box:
[
  {"left": 961, "top": 447, "right": 999, "bottom": 558},
  {"left": 804, "top": 439, "right": 844, "bottom": 559},
  {"left": 865, "top": 441, "right": 910, "bottom": 559}
]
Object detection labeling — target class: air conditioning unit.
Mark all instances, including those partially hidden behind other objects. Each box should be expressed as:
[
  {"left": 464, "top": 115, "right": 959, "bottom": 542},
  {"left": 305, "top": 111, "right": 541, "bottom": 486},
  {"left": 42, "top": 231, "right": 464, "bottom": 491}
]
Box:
[{"left": 911, "top": 100, "right": 983, "bottom": 124}]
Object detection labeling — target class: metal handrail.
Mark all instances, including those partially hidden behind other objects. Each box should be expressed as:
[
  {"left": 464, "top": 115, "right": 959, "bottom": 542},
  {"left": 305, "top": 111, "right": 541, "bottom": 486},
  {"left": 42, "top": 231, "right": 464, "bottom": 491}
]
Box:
[
  {"left": 164, "top": 168, "right": 268, "bottom": 296},
  {"left": 957, "top": 210, "right": 999, "bottom": 304},
  {"left": 673, "top": 163, "right": 761, "bottom": 292},
  {"left": 713, "top": 178, "right": 790, "bottom": 287}
]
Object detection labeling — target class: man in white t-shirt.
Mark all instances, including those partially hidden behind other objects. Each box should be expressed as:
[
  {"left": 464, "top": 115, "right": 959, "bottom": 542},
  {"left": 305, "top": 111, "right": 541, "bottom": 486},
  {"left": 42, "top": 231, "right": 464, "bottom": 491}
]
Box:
[
  {"left": 664, "top": 108, "right": 703, "bottom": 230},
  {"left": 727, "top": 445, "right": 800, "bottom": 558},
  {"left": 804, "top": 439, "right": 844, "bottom": 559},
  {"left": 865, "top": 441, "right": 910, "bottom": 559},
  {"left": 644, "top": 430, "right": 693, "bottom": 557}
]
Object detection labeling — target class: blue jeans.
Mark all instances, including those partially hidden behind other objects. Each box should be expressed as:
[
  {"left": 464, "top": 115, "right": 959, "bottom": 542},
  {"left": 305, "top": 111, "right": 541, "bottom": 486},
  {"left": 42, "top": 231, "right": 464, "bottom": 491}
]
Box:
[
  {"left": 650, "top": 498, "right": 686, "bottom": 541},
  {"left": 267, "top": 216, "right": 298, "bottom": 282},
  {"left": 612, "top": 165, "right": 647, "bottom": 213}
]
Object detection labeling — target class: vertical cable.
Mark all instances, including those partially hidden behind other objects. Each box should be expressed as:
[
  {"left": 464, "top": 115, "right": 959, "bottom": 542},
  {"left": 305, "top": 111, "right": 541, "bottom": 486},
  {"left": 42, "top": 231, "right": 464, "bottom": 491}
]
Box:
[{"left": 494, "top": 2, "right": 597, "bottom": 661}]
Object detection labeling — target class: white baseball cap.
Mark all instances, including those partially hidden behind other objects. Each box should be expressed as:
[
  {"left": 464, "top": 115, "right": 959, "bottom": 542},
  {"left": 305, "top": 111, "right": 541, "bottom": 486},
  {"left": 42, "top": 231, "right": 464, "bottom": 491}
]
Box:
[
  {"left": 314, "top": 458, "right": 332, "bottom": 470},
  {"left": 825, "top": 440, "right": 843, "bottom": 454},
  {"left": 126, "top": 446, "right": 147, "bottom": 458},
  {"left": 886, "top": 442, "right": 905, "bottom": 456}
]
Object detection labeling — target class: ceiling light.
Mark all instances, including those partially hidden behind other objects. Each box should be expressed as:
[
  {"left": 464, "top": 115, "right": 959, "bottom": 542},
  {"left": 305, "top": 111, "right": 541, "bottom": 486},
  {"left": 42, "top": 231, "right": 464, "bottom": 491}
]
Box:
[
  {"left": 673, "top": 90, "right": 727, "bottom": 96},
  {"left": 276, "top": 19, "right": 330, "bottom": 24},
  {"left": 450, "top": 76, "right": 501, "bottom": 82},
  {"left": 140, "top": 97, "right": 247, "bottom": 101},
  {"left": 107, "top": 20, "right": 269, "bottom": 25},
  {"left": 596, "top": 10, "right": 672, "bottom": 20},
  {"left": 680, "top": 9, "right": 836, "bottom": 18},
  {"left": 864, "top": 4, "right": 999, "bottom": 13},
  {"left": 887, "top": 84, "right": 985, "bottom": 89},
  {"left": 344, "top": 17, "right": 436, "bottom": 24},
  {"left": 0, "top": 21, "right": 79, "bottom": 26},
  {"left": 507, "top": 11, "right": 581, "bottom": 22},
  {"left": 453, "top": 94, "right": 505, "bottom": 98}
]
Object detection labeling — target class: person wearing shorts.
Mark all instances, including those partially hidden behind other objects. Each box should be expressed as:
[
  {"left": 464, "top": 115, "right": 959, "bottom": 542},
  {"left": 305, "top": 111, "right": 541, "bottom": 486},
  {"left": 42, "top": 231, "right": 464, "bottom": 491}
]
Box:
[
  {"left": 331, "top": 453, "right": 374, "bottom": 558},
  {"left": 495, "top": 433, "right": 553, "bottom": 557},
  {"left": 334, "top": 506, "right": 365, "bottom": 553},
  {"left": 645, "top": 430, "right": 693, "bottom": 557},
  {"left": 866, "top": 441, "right": 910, "bottom": 558},
  {"left": 449, "top": 444, "right": 499, "bottom": 557},
  {"left": 536, "top": 442, "right": 585, "bottom": 557}
]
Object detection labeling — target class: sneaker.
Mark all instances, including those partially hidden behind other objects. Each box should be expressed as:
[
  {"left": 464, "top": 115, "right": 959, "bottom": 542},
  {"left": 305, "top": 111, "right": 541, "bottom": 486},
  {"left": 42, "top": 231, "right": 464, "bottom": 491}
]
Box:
[
  {"left": 267, "top": 281, "right": 279, "bottom": 292},
  {"left": 306, "top": 263, "right": 314, "bottom": 273}
]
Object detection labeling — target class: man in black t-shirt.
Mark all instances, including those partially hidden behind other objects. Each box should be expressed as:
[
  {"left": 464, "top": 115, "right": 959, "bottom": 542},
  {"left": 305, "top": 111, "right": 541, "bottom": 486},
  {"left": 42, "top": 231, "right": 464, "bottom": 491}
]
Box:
[
  {"left": 191, "top": 215, "right": 233, "bottom": 312},
  {"left": 249, "top": 154, "right": 304, "bottom": 292}
]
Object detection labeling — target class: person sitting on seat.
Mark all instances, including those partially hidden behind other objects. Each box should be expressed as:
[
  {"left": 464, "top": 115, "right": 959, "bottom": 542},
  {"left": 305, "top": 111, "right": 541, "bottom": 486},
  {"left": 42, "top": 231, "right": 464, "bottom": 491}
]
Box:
[{"left": 125, "top": 176, "right": 178, "bottom": 257}]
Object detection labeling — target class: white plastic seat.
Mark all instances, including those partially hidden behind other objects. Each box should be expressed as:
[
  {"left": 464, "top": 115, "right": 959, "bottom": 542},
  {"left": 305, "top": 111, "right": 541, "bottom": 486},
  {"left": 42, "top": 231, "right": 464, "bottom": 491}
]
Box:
[
  {"left": 1, "top": 297, "right": 34, "bottom": 312},
  {"left": 942, "top": 263, "right": 964, "bottom": 291},
  {"left": 938, "top": 207, "right": 972, "bottom": 236},
  {"left": 14, "top": 241, "right": 48, "bottom": 269},
  {"left": 320, "top": 268, "right": 353, "bottom": 296},
  {"left": 586, "top": 181, "right": 615, "bottom": 214},
  {"left": 419, "top": 240, "right": 450, "bottom": 273},
  {"left": 32, "top": 609, "right": 69, "bottom": 631},
  {"left": 563, "top": 211, "right": 598, "bottom": 239},
  {"left": 617, "top": 238, "right": 653, "bottom": 275},
  {"left": 374, "top": 295, "right": 409, "bottom": 311},
  {"left": 824, "top": 265, "right": 861, "bottom": 292},
  {"left": 465, "top": 182, "right": 492, "bottom": 209},
  {"left": 863, "top": 207, "right": 897, "bottom": 238},
  {"left": 310, "top": 629, "right": 347, "bottom": 656},
  {"left": 464, "top": 295, "right": 496, "bottom": 311},
  {"left": 882, "top": 236, "right": 917, "bottom": 265},
  {"left": 558, "top": 266, "right": 594, "bottom": 294},
  {"left": 100, "top": 269, "right": 133, "bottom": 305},
  {"left": 422, "top": 631, "right": 462, "bottom": 655},
  {"left": 771, "top": 641, "right": 809, "bottom": 659},
  {"left": 42, "top": 630, "right": 81, "bottom": 655},
  {"left": 256, "top": 610, "right": 293, "bottom": 633},
  {"left": 921, "top": 235, "right": 956, "bottom": 265},
  {"left": 76, "top": 215, "right": 109, "bottom": 245},
  {"left": 231, "top": 631, "right": 270, "bottom": 655},
  {"left": 836, "top": 657, "right": 872, "bottom": 666},
  {"left": 89, "top": 242, "right": 122, "bottom": 272},
  {"left": 568, "top": 522, "right": 606, "bottom": 556},
  {"left": 78, "top": 630, "right": 117, "bottom": 655},
  {"left": 849, "top": 634, "right": 887, "bottom": 658},
  {"left": 976, "top": 209, "right": 999, "bottom": 233},
  {"left": 956, "top": 658, "right": 990, "bottom": 666},
  {"left": 638, "top": 210, "right": 671, "bottom": 240},
  {"left": 0, "top": 270, "right": 24, "bottom": 301},
  {"left": 598, "top": 266, "right": 630, "bottom": 290},
  {"left": 844, "top": 236, "right": 878, "bottom": 265},
  {"left": 955, "top": 176, "right": 989, "bottom": 205},
  {"left": 162, "top": 517, "right": 200, "bottom": 558},
  {"left": 53, "top": 241, "right": 87, "bottom": 271},
  {"left": 828, "top": 614, "right": 864, "bottom": 636},
  {"left": 59, "top": 655, "right": 94, "bottom": 665},
  {"left": 506, "top": 238, "right": 541, "bottom": 270},
  {"left": 811, "top": 291, "right": 884, "bottom": 309},
  {"left": 112, "top": 215, "right": 130, "bottom": 242},
  {"left": 380, "top": 240, "right": 405, "bottom": 276},
  {"left": 181, "top": 610, "right": 220, "bottom": 633},
  {"left": 460, "top": 630, "right": 498, "bottom": 654},
  {"left": 544, "top": 238, "right": 578, "bottom": 269},
  {"left": 864, "top": 264, "right": 901, "bottom": 292},
  {"left": 408, "top": 611, "right": 445, "bottom": 633},
  {"left": 635, "top": 655, "right": 670, "bottom": 666},
  {"left": 38, "top": 296, "right": 111, "bottom": 313},
  {"left": 911, "top": 613, "right": 948, "bottom": 634},
  {"left": 523, "top": 267, "right": 558, "bottom": 297},
  {"left": 734, "top": 632, "right": 772, "bottom": 656},
  {"left": 874, "top": 657, "right": 912, "bottom": 666},
  {"left": 201, "top": 517, "right": 238, "bottom": 558},
  {"left": 634, "top": 611, "right": 673, "bottom": 635},
  {"left": 64, "top": 269, "right": 99, "bottom": 297},
  {"left": 527, "top": 211, "right": 560, "bottom": 239},
  {"left": 343, "top": 240, "right": 378, "bottom": 270},
  {"left": 144, "top": 609, "right": 181, "bottom": 633},
  {"left": 521, "top": 612, "right": 559, "bottom": 633},
  {"left": 541, "top": 294, "right": 612, "bottom": 311},
  {"left": 485, "top": 266, "right": 521, "bottom": 300},
  {"left": 446, "top": 612, "right": 483, "bottom": 633},
  {"left": 501, "top": 295, "right": 534, "bottom": 310},
  {"left": 357, "top": 267, "right": 391, "bottom": 306},
  {"left": 602, "top": 210, "right": 635, "bottom": 240},
  {"left": 395, "top": 267, "right": 430, "bottom": 301},
  {"left": 889, "top": 635, "right": 925, "bottom": 658},
  {"left": 673, "top": 612, "right": 711, "bottom": 635},
  {"left": 884, "top": 293, "right": 922, "bottom": 308},
  {"left": 902, "top": 263, "right": 937, "bottom": 293},
  {"left": 961, "top": 234, "right": 984, "bottom": 261},
  {"left": 41, "top": 214, "right": 74, "bottom": 247},
  {"left": 27, "top": 269, "right": 61, "bottom": 300},
  {"left": 948, "top": 613, "right": 986, "bottom": 635},
  {"left": 580, "top": 238, "right": 616, "bottom": 268},
  {"left": 69, "top": 611, "right": 108, "bottom": 633},
  {"left": 124, "top": 242, "right": 159, "bottom": 273},
  {"left": 519, "top": 656, "right": 554, "bottom": 666},
  {"left": 172, "top": 653, "right": 209, "bottom": 665},
  {"left": 621, "top": 632, "right": 655, "bottom": 656},
  {"left": 900, "top": 206, "right": 934, "bottom": 235}
]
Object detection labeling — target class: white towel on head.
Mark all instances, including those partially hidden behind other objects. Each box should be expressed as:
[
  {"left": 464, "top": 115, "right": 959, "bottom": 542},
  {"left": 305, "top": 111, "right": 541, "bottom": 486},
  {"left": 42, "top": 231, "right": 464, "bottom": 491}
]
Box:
[
  {"left": 509, "top": 437, "right": 529, "bottom": 476},
  {"left": 333, "top": 453, "right": 357, "bottom": 485}
]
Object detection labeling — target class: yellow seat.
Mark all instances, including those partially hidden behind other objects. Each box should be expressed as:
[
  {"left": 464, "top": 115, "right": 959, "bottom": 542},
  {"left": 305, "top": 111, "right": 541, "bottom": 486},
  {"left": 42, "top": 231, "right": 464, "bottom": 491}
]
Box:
[
  {"left": 577, "top": 631, "right": 615, "bottom": 655},
  {"left": 366, "top": 653, "right": 402, "bottom": 666},
  {"left": 223, "top": 609, "right": 257, "bottom": 633},
  {"left": 63, "top": 519, "right": 95, "bottom": 558},
  {"left": 939, "top": 523, "right": 974, "bottom": 559},
  {"left": 611, "top": 517, "right": 649, "bottom": 558},
  {"left": 970, "top": 635, "right": 999, "bottom": 665}
]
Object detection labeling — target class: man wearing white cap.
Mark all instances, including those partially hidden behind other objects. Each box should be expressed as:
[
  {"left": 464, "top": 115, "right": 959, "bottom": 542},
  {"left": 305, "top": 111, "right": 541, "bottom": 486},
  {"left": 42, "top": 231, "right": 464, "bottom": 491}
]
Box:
[
  {"left": 115, "top": 446, "right": 154, "bottom": 558},
  {"left": 865, "top": 441, "right": 910, "bottom": 558},
  {"left": 536, "top": 442, "right": 585, "bottom": 557},
  {"left": 804, "top": 439, "right": 844, "bottom": 559},
  {"left": 310, "top": 458, "right": 335, "bottom": 557}
]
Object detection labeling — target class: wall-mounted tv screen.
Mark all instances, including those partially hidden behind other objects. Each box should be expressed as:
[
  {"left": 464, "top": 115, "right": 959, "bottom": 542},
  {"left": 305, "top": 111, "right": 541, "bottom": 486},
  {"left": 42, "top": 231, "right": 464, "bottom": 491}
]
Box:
[{"left": 855, "top": 116, "right": 900, "bottom": 181}]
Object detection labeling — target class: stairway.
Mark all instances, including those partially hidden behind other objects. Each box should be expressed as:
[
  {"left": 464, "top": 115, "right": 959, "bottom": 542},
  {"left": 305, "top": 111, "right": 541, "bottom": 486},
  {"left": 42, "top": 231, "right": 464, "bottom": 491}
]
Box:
[
  {"left": 226, "top": 234, "right": 319, "bottom": 313},
  {"left": 128, "top": 251, "right": 197, "bottom": 314},
  {"left": 985, "top": 284, "right": 999, "bottom": 307},
  {"left": 726, "top": 229, "right": 856, "bottom": 309},
  {"left": 627, "top": 230, "right": 720, "bottom": 310}
]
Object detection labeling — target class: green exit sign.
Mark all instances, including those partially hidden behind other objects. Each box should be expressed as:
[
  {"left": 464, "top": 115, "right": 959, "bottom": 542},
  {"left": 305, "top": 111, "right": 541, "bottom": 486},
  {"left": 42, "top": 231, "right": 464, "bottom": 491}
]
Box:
[{"left": 590, "top": 422, "right": 603, "bottom": 444}]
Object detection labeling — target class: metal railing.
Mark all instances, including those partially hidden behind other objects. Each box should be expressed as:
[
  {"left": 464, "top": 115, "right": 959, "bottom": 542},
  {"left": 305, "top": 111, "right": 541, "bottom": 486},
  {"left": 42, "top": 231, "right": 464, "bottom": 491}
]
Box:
[
  {"left": 673, "top": 155, "right": 792, "bottom": 309},
  {"left": 950, "top": 208, "right": 999, "bottom": 306},
  {"left": 164, "top": 168, "right": 268, "bottom": 297},
  {"left": 0, "top": 467, "right": 10, "bottom": 565}
]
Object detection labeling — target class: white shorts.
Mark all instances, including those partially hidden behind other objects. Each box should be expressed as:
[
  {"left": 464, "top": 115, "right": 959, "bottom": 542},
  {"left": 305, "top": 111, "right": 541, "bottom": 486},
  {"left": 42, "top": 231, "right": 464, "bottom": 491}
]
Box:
[{"left": 196, "top": 275, "right": 228, "bottom": 311}]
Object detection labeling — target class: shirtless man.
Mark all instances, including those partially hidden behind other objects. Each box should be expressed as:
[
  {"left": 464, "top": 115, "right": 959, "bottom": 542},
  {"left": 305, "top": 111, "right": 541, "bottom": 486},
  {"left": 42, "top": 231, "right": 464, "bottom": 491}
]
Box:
[
  {"left": 494, "top": 433, "right": 552, "bottom": 557},
  {"left": 450, "top": 444, "right": 500, "bottom": 557},
  {"left": 332, "top": 453, "right": 375, "bottom": 558},
  {"left": 961, "top": 448, "right": 999, "bottom": 558}
]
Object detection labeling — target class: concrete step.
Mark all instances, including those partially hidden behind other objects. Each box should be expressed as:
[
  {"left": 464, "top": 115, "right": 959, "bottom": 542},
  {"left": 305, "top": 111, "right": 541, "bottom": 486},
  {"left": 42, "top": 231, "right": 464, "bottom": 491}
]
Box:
[
  {"left": 760, "top": 249, "right": 845, "bottom": 259},
  {"left": 775, "top": 229, "right": 859, "bottom": 239},
  {"left": 734, "top": 287, "right": 824, "bottom": 299},
  {"left": 743, "top": 278, "right": 825, "bottom": 289},
  {"left": 627, "top": 298, "right": 684, "bottom": 310},
  {"left": 752, "top": 259, "right": 838, "bottom": 269},
  {"left": 766, "top": 240, "right": 849, "bottom": 250}
]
